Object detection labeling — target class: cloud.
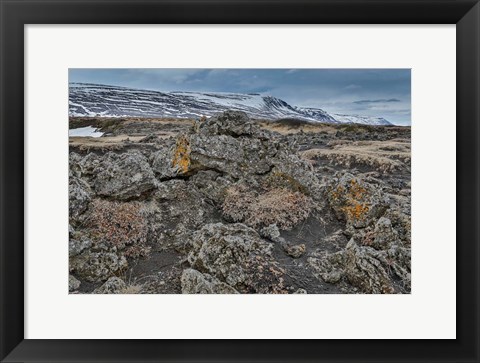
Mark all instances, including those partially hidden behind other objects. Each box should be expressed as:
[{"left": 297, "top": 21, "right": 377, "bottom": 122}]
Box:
[
  {"left": 344, "top": 84, "right": 361, "bottom": 90},
  {"left": 353, "top": 98, "right": 401, "bottom": 104}
]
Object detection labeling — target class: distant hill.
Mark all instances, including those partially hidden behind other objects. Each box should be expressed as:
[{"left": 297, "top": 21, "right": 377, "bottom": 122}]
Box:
[{"left": 69, "top": 83, "right": 392, "bottom": 126}]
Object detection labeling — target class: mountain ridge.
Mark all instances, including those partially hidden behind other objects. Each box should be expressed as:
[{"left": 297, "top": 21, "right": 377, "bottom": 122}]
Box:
[{"left": 69, "top": 82, "right": 392, "bottom": 126}]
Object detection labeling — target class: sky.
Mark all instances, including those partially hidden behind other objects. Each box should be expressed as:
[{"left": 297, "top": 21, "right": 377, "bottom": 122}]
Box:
[{"left": 69, "top": 69, "right": 411, "bottom": 125}]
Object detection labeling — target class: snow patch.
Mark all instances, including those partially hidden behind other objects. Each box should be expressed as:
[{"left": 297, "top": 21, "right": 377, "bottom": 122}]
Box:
[{"left": 69, "top": 126, "right": 104, "bottom": 138}]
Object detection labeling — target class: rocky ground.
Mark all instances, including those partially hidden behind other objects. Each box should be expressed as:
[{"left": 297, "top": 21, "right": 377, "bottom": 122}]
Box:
[{"left": 69, "top": 111, "right": 411, "bottom": 294}]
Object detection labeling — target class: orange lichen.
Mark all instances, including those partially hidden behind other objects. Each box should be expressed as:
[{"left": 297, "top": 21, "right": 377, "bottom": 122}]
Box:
[
  {"left": 172, "top": 135, "right": 191, "bottom": 173},
  {"left": 338, "top": 179, "right": 370, "bottom": 221},
  {"left": 330, "top": 178, "right": 370, "bottom": 223},
  {"left": 342, "top": 202, "right": 369, "bottom": 222}
]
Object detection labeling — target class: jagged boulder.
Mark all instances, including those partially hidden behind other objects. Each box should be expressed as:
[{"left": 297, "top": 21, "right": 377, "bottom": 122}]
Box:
[
  {"left": 294, "top": 288, "right": 307, "bottom": 294},
  {"left": 181, "top": 268, "right": 238, "bottom": 294},
  {"left": 372, "top": 217, "right": 398, "bottom": 249},
  {"left": 269, "top": 155, "right": 324, "bottom": 199},
  {"left": 70, "top": 152, "right": 101, "bottom": 179},
  {"left": 342, "top": 239, "right": 396, "bottom": 293},
  {"left": 194, "top": 111, "right": 261, "bottom": 137},
  {"left": 69, "top": 235, "right": 92, "bottom": 257},
  {"left": 259, "top": 224, "right": 282, "bottom": 241},
  {"left": 69, "top": 176, "right": 92, "bottom": 221},
  {"left": 69, "top": 250, "right": 128, "bottom": 283},
  {"left": 327, "top": 173, "right": 389, "bottom": 228},
  {"left": 187, "top": 223, "right": 286, "bottom": 293},
  {"left": 308, "top": 250, "right": 346, "bottom": 284},
  {"left": 189, "top": 170, "right": 234, "bottom": 204},
  {"left": 308, "top": 238, "right": 410, "bottom": 294},
  {"left": 151, "top": 111, "right": 322, "bottom": 195},
  {"left": 93, "top": 277, "right": 127, "bottom": 294},
  {"left": 188, "top": 134, "right": 277, "bottom": 178},
  {"left": 69, "top": 275, "right": 81, "bottom": 292},
  {"left": 283, "top": 243, "right": 306, "bottom": 258},
  {"left": 384, "top": 208, "right": 411, "bottom": 245},
  {"left": 92, "top": 151, "right": 157, "bottom": 200},
  {"left": 151, "top": 144, "right": 178, "bottom": 180}
]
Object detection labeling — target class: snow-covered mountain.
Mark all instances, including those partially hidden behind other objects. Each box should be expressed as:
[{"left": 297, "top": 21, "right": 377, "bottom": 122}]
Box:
[
  {"left": 69, "top": 83, "right": 392, "bottom": 125},
  {"left": 331, "top": 113, "right": 392, "bottom": 126}
]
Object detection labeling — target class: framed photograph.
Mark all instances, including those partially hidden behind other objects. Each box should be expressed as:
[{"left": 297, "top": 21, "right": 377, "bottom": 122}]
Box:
[{"left": 1, "top": 0, "right": 479, "bottom": 362}]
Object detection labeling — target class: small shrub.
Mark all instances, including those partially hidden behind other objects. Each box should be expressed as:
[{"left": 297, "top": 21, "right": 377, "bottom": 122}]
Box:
[
  {"left": 88, "top": 199, "right": 151, "bottom": 258},
  {"left": 265, "top": 170, "right": 309, "bottom": 194},
  {"left": 120, "top": 284, "right": 143, "bottom": 294},
  {"left": 222, "top": 185, "right": 313, "bottom": 230}
]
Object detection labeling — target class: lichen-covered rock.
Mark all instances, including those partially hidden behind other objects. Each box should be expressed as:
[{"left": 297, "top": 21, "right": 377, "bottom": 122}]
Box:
[
  {"left": 189, "top": 170, "right": 234, "bottom": 204},
  {"left": 383, "top": 244, "right": 411, "bottom": 290},
  {"left": 153, "top": 131, "right": 274, "bottom": 179},
  {"left": 294, "top": 288, "right": 307, "bottom": 294},
  {"left": 151, "top": 144, "right": 179, "bottom": 180},
  {"left": 69, "top": 236, "right": 92, "bottom": 257},
  {"left": 259, "top": 224, "right": 282, "bottom": 241},
  {"left": 70, "top": 152, "right": 102, "bottom": 179},
  {"left": 384, "top": 208, "right": 411, "bottom": 245},
  {"left": 194, "top": 111, "right": 261, "bottom": 137},
  {"left": 308, "top": 251, "right": 346, "bottom": 284},
  {"left": 154, "top": 179, "right": 188, "bottom": 201},
  {"left": 187, "top": 223, "right": 286, "bottom": 293},
  {"left": 69, "top": 275, "right": 81, "bottom": 292},
  {"left": 70, "top": 251, "right": 128, "bottom": 283},
  {"left": 372, "top": 217, "right": 398, "bottom": 249},
  {"left": 93, "top": 276, "right": 127, "bottom": 294},
  {"left": 93, "top": 151, "right": 157, "bottom": 200},
  {"left": 151, "top": 119, "right": 274, "bottom": 179},
  {"left": 270, "top": 155, "right": 324, "bottom": 199},
  {"left": 327, "top": 173, "right": 389, "bottom": 228},
  {"left": 181, "top": 268, "right": 238, "bottom": 294},
  {"left": 69, "top": 176, "right": 92, "bottom": 221},
  {"left": 309, "top": 238, "right": 410, "bottom": 293},
  {"left": 151, "top": 111, "right": 321, "bottom": 190},
  {"left": 190, "top": 134, "right": 277, "bottom": 178},
  {"left": 342, "top": 239, "right": 395, "bottom": 294},
  {"left": 283, "top": 243, "right": 306, "bottom": 258}
]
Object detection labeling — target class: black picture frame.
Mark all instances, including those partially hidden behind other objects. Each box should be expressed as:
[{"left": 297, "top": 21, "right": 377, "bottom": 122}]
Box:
[{"left": 1, "top": 0, "right": 479, "bottom": 362}]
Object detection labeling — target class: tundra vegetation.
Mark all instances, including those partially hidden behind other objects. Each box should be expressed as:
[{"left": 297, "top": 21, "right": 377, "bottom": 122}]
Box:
[{"left": 69, "top": 111, "right": 411, "bottom": 294}]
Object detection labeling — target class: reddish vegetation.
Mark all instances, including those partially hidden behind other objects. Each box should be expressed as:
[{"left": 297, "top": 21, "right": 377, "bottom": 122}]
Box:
[
  {"left": 222, "top": 185, "right": 313, "bottom": 230},
  {"left": 88, "top": 199, "right": 151, "bottom": 258}
]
